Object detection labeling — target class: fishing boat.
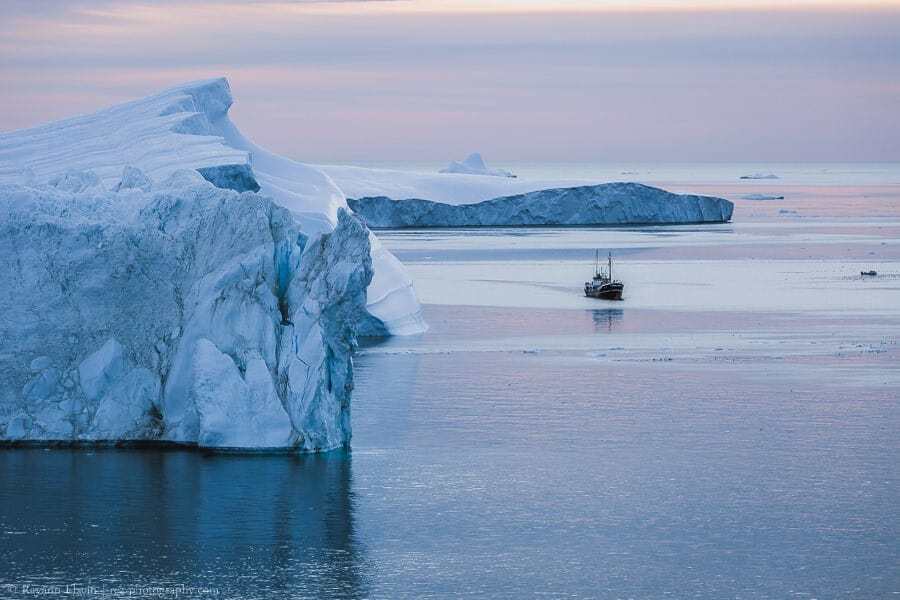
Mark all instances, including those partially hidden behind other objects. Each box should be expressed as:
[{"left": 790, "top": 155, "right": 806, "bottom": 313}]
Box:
[{"left": 584, "top": 250, "right": 624, "bottom": 300}]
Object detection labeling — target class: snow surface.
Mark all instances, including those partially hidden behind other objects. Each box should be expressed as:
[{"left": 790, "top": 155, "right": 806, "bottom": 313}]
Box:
[
  {"left": 318, "top": 163, "right": 591, "bottom": 206},
  {"left": 439, "top": 152, "right": 515, "bottom": 178},
  {"left": 0, "top": 78, "right": 425, "bottom": 335},
  {"left": 349, "top": 183, "right": 734, "bottom": 228},
  {"left": 0, "top": 174, "right": 371, "bottom": 450}
]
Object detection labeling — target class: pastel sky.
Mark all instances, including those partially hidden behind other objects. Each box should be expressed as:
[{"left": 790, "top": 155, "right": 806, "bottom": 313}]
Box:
[{"left": 2, "top": 0, "right": 899, "bottom": 162}]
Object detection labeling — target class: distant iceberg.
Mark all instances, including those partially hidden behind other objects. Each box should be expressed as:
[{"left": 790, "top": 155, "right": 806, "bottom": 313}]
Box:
[
  {"left": 348, "top": 182, "right": 734, "bottom": 228},
  {"left": 741, "top": 193, "right": 785, "bottom": 200},
  {"left": 739, "top": 173, "right": 779, "bottom": 180},
  {"left": 440, "top": 153, "right": 516, "bottom": 178}
]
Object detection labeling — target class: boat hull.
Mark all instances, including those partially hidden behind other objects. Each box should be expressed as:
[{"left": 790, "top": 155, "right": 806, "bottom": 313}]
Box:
[{"left": 585, "top": 283, "right": 624, "bottom": 300}]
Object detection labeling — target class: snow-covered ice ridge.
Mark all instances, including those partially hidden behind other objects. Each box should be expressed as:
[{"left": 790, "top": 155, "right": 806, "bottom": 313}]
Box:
[
  {"left": 348, "top": 183, "right": 734, "bottom": 228},
  {"left": 0, "top": 77, "right": 425, "bottom": 336},
  {"left": 0, "top": 172, "right": 374, "bottom": 450}
]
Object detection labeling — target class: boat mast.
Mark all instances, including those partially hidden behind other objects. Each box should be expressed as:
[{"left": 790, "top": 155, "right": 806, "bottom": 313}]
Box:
[
  {"left": 595, "top": 249, "right": 599, "bottom": 277},
  {"left": 608, "top": 252, "right": 612, "bottom": 281}
]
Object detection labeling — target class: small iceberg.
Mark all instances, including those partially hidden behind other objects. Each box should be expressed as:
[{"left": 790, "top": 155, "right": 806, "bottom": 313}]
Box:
[
  {"left": 739, "top": 173, "right": 779, "bottom": 180},
  {"left": 741, "top": 193, "right": 785, "bottom": 200},
  {"left": 440, "top": 153, "right": 516, "bottom": 178}
]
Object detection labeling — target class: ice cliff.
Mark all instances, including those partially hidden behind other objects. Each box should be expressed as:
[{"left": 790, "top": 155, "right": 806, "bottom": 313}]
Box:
[
  {"left": 0, "top": 77, "right": 425, "bottom": 335},
  {"left": 348, "top": 182, "right": 734, "bottom": 228},
  {"left": 0, "top": 173, "right": 370, "bottom": 450},
  {"left": 440, "top": 153, "right": 515, "bottom": 178}
]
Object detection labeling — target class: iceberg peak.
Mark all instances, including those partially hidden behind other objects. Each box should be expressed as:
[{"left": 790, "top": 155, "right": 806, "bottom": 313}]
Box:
[
  {"left": 0, "top": 76, "right": 425, "bottom": 336},
  {"left": 440, "top": 152, "right": 516, "bottom": 178}
]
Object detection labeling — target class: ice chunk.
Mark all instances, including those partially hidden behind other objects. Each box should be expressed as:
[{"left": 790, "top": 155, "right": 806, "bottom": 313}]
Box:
[
  {"left": 114, "top": 166, "right": 152, "bottom": 193},
  {"left": 91, "top": 367, "right": 160, "bottom": 440},
  {"left": 29, "top": 356, "right": 52, "bottom": 372},
  {"left": 196, "top": 164, "right": 260, "bottom": 193},
  {"left": 49, "top": 169, "right": 103, "bottom": 193},
  {"left": 4, "top": 415, "right": 31, "bottom": 440},
  {"left": 191, "top": 340, "right": 292, "bottom": 448},
  {"left": 158, "top": 168, "right": 209, "bottom": 190},
  {"left": 78, "top": 339, "right": 126, "bottom": 402}
]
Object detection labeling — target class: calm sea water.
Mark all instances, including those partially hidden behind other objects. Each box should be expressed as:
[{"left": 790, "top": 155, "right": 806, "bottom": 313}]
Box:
[
  {"left": 2, "top": 172, "right": 900, "bottom": 599},
  {"left": 332, "top": 160, "right": 900, "bottom": 186}
]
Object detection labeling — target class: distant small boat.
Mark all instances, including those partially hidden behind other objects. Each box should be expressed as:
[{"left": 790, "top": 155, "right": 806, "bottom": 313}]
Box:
[
  {"left": 861, "top": 270, "right": 877, "bottom": 277},
  {"left": 585, "top": 251, "right": 624, "bottom": 300}
]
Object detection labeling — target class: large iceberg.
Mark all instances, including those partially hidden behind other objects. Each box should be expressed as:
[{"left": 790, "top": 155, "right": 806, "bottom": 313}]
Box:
[
  {"left": 0, "top": 77, "right": 425, "bottom": 335},
  {"left": 0, "top": 77, "right": 427, "bottom": 450},
  {"left": 317, "top": 162, "right": 733, "bottom": 228},
  {"left": 348, "top": 182, "right": 734, "bottom": 228},
  {"left": 0, "top": 173, "right": 371, "bottom": 450}
]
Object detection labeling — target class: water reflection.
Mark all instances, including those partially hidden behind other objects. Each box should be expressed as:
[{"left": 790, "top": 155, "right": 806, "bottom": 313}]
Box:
[
  {"left": 590, "top": 308, "right": 624, "bottom": 333},
  {"left": 0, "top": 449, "right": 367, "bottom": 598}
]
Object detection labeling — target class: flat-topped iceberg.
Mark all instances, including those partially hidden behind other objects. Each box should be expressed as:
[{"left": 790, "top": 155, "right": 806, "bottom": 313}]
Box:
[
  {"left": 440, "top": 152, "right": 515, "bottom": 178},
  {"left": 0, "top": 77, "right": 424, "bottom": 335},
  {"left": 348, "top": 182, "right": 734, "bottom": 228},
  {"left": 318, "top": 161, "right": 733, "bottom": 228},
  {"left": 742, "top": 193, "right": 785, "bottom": 200},
  {"left": 0, "top": 173, "right": 370, "bottom": 450}
]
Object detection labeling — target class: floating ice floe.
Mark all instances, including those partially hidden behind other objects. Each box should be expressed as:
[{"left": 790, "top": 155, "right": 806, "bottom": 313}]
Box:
[
  {"left": 742, "top": 193, "right": 785, "bottom": 200},
  {"left": 739, "top": 173, "right": 780, "bottom": 180}
]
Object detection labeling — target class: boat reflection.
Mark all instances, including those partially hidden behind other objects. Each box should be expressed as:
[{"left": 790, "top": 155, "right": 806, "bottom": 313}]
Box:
[{"left": 591, "top": 308, "right": 624, "bottom": 333}]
